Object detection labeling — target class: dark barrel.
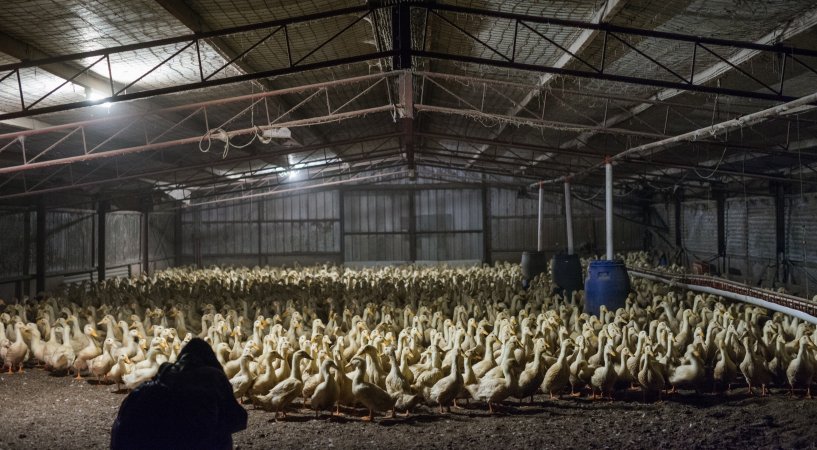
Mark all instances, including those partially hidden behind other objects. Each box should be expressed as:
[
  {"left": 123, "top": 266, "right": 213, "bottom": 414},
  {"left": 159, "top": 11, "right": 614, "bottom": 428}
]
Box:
[
  {"left": 584, "top": 259, "right": 630, "bottom": 317},
  {"left": 551, "top": 253, "right": 583, "bottom": 292},
  {"left": 521, "top": 251, "right": 548, "bottom": 282}
]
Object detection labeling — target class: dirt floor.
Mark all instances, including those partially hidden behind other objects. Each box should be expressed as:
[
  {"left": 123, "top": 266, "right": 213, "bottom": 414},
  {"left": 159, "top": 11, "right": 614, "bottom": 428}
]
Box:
[{"left": 1, "top": 369, "right": 817, "bottom": 450}]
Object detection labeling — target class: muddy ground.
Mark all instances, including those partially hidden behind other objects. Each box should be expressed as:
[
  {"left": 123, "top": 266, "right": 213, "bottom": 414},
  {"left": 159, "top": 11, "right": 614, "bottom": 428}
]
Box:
[{"left": 1, "top": 368, "right": 816, "bottom": 449}]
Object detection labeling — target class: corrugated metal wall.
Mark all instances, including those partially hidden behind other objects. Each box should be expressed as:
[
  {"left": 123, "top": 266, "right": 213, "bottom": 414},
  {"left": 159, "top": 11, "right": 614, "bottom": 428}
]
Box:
[
  {"left": 0, "top": 210, "right": 28, "bottom": 279},
  {"left": 650, "top": 193, "right": 816, "bottom": 294},
  {"left": 490, "top": 187, "right": 645, "bottom": 262},
  {"left": 415, "top": 189, "right": 483, "bottom": 262},
  {"left": 149, "top": 212, "right": 176, "bottom": 272},
  {"left": 681, "top": 200, "right": 718, "bottom": 259},
  {"left": 263, "top": 191, "right": 340, "bottom": 256},
  {"left": 46, "top": 209, "right": 95, "bottom": 274},
  {"left": 343, "top": 190, "right": 410, "bottom": 262},
  {"left": 786, "top": 193, "right": 817, "bottom": 297},
  {"left": 106, "top": 211, "right": 142, "bottom": 267},
  {"left": 186, "top": 186, "right": 645, "bottom": 266},
  {"left": 0, "top": 207, "right": 177, "bottom": 299},
  {"left": 181, "top": 191, "right": 342, "bottom": 266}
]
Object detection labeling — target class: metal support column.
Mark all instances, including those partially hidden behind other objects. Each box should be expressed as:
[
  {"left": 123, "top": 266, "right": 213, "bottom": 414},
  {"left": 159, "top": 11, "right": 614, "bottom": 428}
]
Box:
[
  {"left": 409, "top": 191, "right": 417, "bottom": 262},
  {"left": 35, "top": 199, "right": 46, "bottom": 293},
  {"left": 18, "top": 209, "right": 31, "bottom": 299},
  {"left": 400, "top": 74, "right": 416, "bottom": 178},
  {"left": 715, "top": 188, "right": 726, "bottom": 275},
  {"left": 97, "top": 199, "right": 108, "bottom": 282},
  {"left": 257, "top": 200, "right": 264, "bottom": 266},
  {"left": 174, "top": 204, "right": 183, "bottom": 267},
  {"left": 674, "top": 191, "right": 683, "bottom": 248},
  {"left": 564, "top": 180, "right": 574, "bottom": 255},
  {"left": 537, "top": 183, "right": 545, "bottom": 252},
  {"left": 193, "top": 206, "right": 202, "bottom": 268},
  {"left": 773, "top": 182, "right": 786, "bottom": 284},
  {"left": 605, "top": 159, "right": 613, "bottom": 260},
  {"left": 392, "top": 2, "right": 412, "bottom": 71},
  {"left": 482, "top": 185, "right": 491, "bottom": 265},
  {"left": 141, "top": 200, "right": 151, "bottom": 276},
  {"left": 339, "top": 190, "right": 346, "bottom": 264},
  {"left": 394, "top": 3, "right": 415, "bottom": 178}
]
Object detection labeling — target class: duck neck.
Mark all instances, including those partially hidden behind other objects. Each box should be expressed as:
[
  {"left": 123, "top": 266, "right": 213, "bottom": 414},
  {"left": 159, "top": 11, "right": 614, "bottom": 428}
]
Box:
[
  {"left": 290, "top": 354, "right": 304, "bottom": 381},
  {"left": 239, "top": 357, "right": 251, "bottom": 375},
  {"left": 353, "top": 365, "right": 365, "bottom": 384}
]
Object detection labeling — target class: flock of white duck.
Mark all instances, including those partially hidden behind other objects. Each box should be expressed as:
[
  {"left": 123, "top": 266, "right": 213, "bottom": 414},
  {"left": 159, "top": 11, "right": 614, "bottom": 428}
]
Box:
[{"left": 2, "top": 251, "right": 817, "bottom": 421}]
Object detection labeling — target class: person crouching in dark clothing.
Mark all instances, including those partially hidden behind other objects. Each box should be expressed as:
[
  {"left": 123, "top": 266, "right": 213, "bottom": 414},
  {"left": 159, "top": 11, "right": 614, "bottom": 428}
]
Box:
[{"left": 111, "top": 338, "right": 248, "bottom": 450}]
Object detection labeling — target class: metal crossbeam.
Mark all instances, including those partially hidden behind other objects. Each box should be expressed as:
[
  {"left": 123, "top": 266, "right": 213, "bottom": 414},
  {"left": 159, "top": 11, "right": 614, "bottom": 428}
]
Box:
[
  {"left": 0, "top": 5, "right": 391, "bottom": 121},
  {"left": 0, "top": 2, "right": 814, "bottom": 124},
  {"left": 0, "top": 132, "right": 401, "bottom": 200},
  {"left": 537, "top": 4, "right": 817, "bottom": 169},
  {"left": 0, "top": 72, "right": 397, "bottom": 175}
]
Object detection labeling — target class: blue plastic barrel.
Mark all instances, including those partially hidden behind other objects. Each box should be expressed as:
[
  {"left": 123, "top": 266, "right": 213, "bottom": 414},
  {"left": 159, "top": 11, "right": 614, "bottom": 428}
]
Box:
[
  {"left": 551, "top": 253, "right": 583, "bottom": 292},
  {"left": 584, "top": 260, "right": 630, "bottom": 317}
]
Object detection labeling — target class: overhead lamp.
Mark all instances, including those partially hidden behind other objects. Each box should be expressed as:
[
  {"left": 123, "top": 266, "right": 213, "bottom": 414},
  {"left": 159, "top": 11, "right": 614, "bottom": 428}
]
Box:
[
  {"left": 285, "top": 169, "right": 303, "bottom": 181},
  {"left": 85, "top": 87, "right": 112, "bottom": 109}
]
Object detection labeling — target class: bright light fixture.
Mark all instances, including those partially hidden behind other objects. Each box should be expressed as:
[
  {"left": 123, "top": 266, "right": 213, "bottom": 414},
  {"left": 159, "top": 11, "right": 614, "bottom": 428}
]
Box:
[
  {"left": 86, "top": 88, "right": 112, "bottom": 109},
  {"left": 286, "top": 169, "right": 303, "bottom": 181}
]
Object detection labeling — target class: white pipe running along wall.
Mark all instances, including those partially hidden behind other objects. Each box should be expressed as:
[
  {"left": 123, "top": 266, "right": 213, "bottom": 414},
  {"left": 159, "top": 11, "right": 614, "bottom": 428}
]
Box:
[
  {"left": 605, "top": 160, "right": 613, "bottom": 260},
  {"left": 538, "top": 183, "right": 545, "bottom": 252},
  {"left": 629, "top": 269, "right": 817, "bottom": 325},
  {"left": 564, "top": 181, "right": 574, "bottom": 255}
]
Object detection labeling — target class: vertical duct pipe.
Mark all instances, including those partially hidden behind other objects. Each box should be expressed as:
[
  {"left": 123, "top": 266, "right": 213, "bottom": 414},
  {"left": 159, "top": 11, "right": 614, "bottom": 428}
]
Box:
[
  {"left": 537, "top": 182, "right": 544, "bottom": 252},
  {"left": 564, "top": 180, "right": 574, "bottom": 255},
  {"left": 605, "top": 159, "right": 614, "bottom": 260}
]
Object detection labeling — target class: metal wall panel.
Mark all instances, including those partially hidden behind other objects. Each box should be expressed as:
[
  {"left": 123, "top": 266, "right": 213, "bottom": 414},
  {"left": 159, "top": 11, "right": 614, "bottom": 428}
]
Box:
[
  {"left": 344, "top": 234, "right": 410, "bottom": 262},
  {"left": 725, "top": 198, "right": 747, "bottom": 258},
  {"left": 416, "top": 189, "right": 483, "bottom": 232},
  {"left": 149, "top": 212, "right": 176, "bottom": 270},
  {"left": 417, "top": 232, "right": 482, "bottom": 261},
  {"left": 787, "top": 193, "right": 817, "bottom": 264},
  {"left": 262, "top": 190, "right": 341, "bottom": 254},
  {"left": 344, "top": 191, "right": 409, "bottom": 233},
  {"left": 415, "top": 189, "right": 483, "bottom": 261},
  {"left": 651, "top": 202, "right": 676, "bottom": 247},
  {"left": 344, "top": 190, "right": 410, "bottom": 261},
  {"left": 681, "top": 200, "right": 717, "bottom": 257},
  {"left": 489, "top": 188, "right": 643, "bottom": 261},
  {"left": 106, "top": 211, "right": 141, "bottom": 266},
  {"left": 0, "top": 211, "right": 26, "bottom": 278},
  {"left": 747, "top": 197, "right": 776, "bottom": 260},
  {"left": 46, "top": 209, "right": 94, "bottom": 273}
]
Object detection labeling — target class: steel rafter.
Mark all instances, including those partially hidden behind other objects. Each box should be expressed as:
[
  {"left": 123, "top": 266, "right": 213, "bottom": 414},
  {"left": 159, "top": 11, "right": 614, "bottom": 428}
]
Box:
[
  {"left": 416, "top": 3, "right": 817, "bottom": 103},
  {"left": 0, "top": 71, "right": 398, "bottom": 177},
  {"left": 0, "top": 5, "right": 393, "bottom": 121},
  {"left": 0, "top": 3, "right": 815, "bottom": 124},
  {"left": 0, "top": 131, "right": 402, "bottom": 200}
]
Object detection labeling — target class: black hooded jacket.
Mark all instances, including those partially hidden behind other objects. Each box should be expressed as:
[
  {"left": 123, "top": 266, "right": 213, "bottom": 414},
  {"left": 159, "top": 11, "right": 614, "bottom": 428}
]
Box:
[{"left": 110, "top": 338, "right": 248, "bottom": 450}]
